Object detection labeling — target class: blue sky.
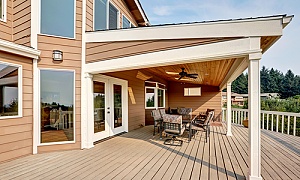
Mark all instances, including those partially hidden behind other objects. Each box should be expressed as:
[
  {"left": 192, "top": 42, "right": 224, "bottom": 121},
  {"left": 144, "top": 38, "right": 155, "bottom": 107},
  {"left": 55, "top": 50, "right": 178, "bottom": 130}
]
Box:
[{"left": 139, "top": 0, "right": 300, "bottom": 75}]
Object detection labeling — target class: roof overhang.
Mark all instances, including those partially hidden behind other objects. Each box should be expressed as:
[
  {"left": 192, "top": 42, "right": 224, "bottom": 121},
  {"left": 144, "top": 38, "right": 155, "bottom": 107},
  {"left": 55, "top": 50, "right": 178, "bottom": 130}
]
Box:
[
  {"left": 0, "top": 39, "right": 40, "bottom": 59},
  {"left": 124, "top": 0, "right": 150, "bottom": 26},
  {"left": 86, "top": 15, "right": 292, "bottom": 43}
]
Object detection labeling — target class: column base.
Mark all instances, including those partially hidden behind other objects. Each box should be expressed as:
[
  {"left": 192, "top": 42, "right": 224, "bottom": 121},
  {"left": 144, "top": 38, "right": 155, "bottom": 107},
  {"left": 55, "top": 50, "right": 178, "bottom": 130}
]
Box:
[
  {"left": 81, "top": 142, "right": 94, "bottom": 149},
  {"left": 247, "top": 175, "right": 262, "bottom": 180},
  {"left": 226, "top": 132, "right": 232, "bottom": 136}
]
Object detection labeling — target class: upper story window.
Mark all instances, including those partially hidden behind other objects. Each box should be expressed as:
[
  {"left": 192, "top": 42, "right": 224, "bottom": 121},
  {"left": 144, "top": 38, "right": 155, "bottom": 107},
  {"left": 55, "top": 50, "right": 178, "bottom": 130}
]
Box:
[
  {"left": 122, "top": 15, "right": 131, "bottom": 28},
  {"left": 0, "top": 62, "right": 21, "bottom": 118},
  {"left": 40, "top": 0, "right": 75, "bottom": 38},
  {"left": 0, "top": 0, "right": 6, "bottom": 22},
  {"left": 145, "top": 81, "right": 166, "bottom": 109},
  {"left": 94, "top": 0, "right": 119, "bottom": 30}
]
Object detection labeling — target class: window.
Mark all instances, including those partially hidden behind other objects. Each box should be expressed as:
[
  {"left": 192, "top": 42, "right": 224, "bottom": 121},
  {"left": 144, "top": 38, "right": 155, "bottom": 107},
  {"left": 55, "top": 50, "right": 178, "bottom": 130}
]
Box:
[
  {"left": 94, "top": 0, "right": 119, "bottom": 30},
  {"left": 184, "top": 87, "right": 201, "bottom": 96},
  {"left": 145, "top": 82, "right": 166, "bottom": 109},
  {"left": 122, "top": 15, "right": 131, "bottom": 28},
  {"left": 0, "top": 62, "right": 20, "bottom": 118},
  {"left": 0, "top": 0, "right": 6, "bottom": 21},
  {"left": 40, "top": 69, "right": 75, "bottom": 144},
  {"left": 40, "top": 0, "right": 75, "bottom": 38}
]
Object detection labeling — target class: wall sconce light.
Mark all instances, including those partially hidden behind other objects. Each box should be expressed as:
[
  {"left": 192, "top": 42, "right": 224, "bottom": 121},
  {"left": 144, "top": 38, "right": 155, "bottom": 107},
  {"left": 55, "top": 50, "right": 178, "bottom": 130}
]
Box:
[{"left": 52, "top": 50, "right": 63, "bottom": 61}]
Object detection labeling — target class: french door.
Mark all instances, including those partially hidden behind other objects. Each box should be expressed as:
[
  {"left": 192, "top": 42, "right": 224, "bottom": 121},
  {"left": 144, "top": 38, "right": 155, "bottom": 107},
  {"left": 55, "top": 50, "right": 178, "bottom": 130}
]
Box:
[{"left": 93, "top": 75, "right": 128, "bottom": 142}]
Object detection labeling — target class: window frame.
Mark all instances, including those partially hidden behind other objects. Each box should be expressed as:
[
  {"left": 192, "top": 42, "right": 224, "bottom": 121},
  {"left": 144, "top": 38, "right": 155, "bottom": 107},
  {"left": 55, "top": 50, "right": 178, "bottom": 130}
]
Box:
[
  {"left": 0, "top": 61, "right": 22, "bottom": 120},
  {"left": 145, "top": 82, "right": 166, "bottom": 109},
  {"left": 122, "top": 14, "right": 132, "bottom": 28},
  {"left": 0, "top": 0, "right": 7, "bottom": 22},
  {"left": 39, "top": 0, "right": 76, "bottom": 39},
  {"left": 38, "top": 68, "right": 76, "bottom": 146},
  {"left": 93, "top": 0, "right": 120, "bottom": 31}
]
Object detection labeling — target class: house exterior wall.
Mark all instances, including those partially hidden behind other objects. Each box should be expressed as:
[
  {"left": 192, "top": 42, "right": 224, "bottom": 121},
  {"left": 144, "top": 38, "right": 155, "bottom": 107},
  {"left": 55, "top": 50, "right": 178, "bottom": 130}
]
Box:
[
  {"left": 0, "top": 0, "right": 12, "bottom": 42},
  {"left": 86, "top": 0, "right": 138, "bottom": 32},
  {"left": 0, "top": 51, "right": 33, "bottom": 163},
  {"left": 12, "top": 0, "right": 31, "bottom": 46},
  {"left": 168, "top": 82, "right": 222, "bottom": 122},
  {"left": 36, "top": 0, "right": 83, "bottom": 153}
]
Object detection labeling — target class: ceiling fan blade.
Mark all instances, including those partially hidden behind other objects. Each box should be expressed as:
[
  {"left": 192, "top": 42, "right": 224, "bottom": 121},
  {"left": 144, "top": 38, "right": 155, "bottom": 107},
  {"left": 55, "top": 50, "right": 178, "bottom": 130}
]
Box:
[
  {"left": 190, "top": 76, "right": 198, "bottom": 79},
  {"left": 178, "top": 76, "right": 183, "bottom": 80},
  {"left": 187, "top": 73, "right": 198, "bottom": 76}
]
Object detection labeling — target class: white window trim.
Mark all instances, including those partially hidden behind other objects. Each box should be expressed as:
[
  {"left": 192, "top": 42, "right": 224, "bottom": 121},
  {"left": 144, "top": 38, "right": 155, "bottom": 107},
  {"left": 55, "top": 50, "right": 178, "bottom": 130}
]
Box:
[
  {"left": 38, "top": 68, "right": 76, "bottom": 146},
  {"left": 145, "top": 82, "right": 166, "bottom": 109},
  {"left": 93, "top": 0, "right": 120, "bottom": 31},
  {"left": 122, "top": 14, "right": 132, "bottom": 28},
  {"left": 0, "top": 61, "right": 22, "bottom": 120},
  {"left": 38, "top": 0, "right": 76, "bottom": 39},
  {"left": 0, "top": 0, "right": 7, "bottom": 22}
]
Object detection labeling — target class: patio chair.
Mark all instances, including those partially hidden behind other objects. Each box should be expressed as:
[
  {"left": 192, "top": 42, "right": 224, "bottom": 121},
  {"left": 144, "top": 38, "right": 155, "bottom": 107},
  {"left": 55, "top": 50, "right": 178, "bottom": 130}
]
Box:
[
  {"left": 159, "top": 109, "right": 166, "bottom": 117},
  {"left": 189, "top": 111, "right": 214, "bottom": 143},
  {"left": 163, "top": 114, "right": 184, "bottom": 146},
  {"left": 199, "top": 109, "right": 215, "bottom": 121},
  {"left": 177, "top": 108, "right": 192, "bottom": 122},
  {"left": 151, "top": 110, "right": 163, "bottom": 136}
]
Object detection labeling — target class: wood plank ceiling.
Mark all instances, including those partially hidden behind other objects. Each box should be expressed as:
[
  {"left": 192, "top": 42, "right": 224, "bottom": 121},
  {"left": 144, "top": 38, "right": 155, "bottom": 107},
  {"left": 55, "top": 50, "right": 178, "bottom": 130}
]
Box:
[{"left": 144, "top": 58, "right": 237, "bottom": 87}]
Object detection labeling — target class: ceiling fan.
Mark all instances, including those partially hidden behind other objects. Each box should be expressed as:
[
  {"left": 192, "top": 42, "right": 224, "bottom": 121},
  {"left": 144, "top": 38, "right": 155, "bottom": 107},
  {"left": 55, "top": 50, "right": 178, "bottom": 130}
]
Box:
[{"left": 167, "top": 68, "right": 198, "bottom": 80}]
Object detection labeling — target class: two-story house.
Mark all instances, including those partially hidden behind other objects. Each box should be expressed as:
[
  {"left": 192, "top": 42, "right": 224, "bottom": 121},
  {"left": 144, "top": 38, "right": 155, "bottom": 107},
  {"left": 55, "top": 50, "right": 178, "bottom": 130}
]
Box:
[{"left": 0, "top": 1, "right": 293, "bottom": 179}]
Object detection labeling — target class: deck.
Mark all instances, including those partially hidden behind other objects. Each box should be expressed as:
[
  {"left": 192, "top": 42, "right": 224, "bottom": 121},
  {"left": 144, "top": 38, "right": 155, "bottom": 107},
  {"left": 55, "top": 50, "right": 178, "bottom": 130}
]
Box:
[{"left": 0, "top": 124, "right": 299, "bottom": 180}]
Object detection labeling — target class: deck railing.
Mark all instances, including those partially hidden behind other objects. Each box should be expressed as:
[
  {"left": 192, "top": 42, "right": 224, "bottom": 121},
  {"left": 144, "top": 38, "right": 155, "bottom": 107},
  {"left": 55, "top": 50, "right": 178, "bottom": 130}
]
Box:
[{"left": 222, "top": 108, "right": 300, "bottom": 136}]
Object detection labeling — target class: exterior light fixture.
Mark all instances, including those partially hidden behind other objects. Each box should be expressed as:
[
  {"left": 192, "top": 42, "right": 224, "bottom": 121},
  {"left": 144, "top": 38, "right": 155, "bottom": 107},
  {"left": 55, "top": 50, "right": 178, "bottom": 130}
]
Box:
[{"left": 52, "top": 50, "right": 63, "bottom": 61}]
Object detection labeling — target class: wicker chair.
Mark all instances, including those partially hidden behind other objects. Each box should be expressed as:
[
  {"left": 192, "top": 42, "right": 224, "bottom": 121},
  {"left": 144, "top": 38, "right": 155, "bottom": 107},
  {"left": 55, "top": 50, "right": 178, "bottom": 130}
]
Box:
[
  {"left": 163, "top": 114, "right": 184, "bottom": 146},
  {"left": 177, "top": 108, "right": 192, "bottom": 122},
  {"left": 151, "top": 110, "right": 163, "bottom": 136},
  {"left": 189, "top": 111, "right": 214, "bottom": 143}
]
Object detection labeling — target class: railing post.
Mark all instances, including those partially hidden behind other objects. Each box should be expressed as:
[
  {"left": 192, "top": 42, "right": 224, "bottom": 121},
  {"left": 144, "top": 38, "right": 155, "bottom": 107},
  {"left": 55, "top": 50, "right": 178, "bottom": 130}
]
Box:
[
  {"left": 266, "top": 114, "right": 269, "bottom": 130},
  {"left": 276, "top": 115, "right": 279, "bottom": 132},
  {"left": 287, "top": 116, "right": 290, "bottom": 135},
  {"left": 271, "top": 114, "right": 274, "bottom": 131},
  {"left": 293, "top": 116, "right": 296, "bottom": 136},
  {"left": 281, "top": 115, "right": 284, "bottom": 133},
  {"left": 226, "top": 82, "right": 232, "bottom": 136},
  {"left": 262, "top": 113, "right": 264, "bottom": 130}
]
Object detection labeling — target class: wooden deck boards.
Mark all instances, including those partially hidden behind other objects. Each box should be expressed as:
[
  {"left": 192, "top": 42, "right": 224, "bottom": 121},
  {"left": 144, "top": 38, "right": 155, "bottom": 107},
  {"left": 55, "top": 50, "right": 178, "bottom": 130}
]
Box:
[{"left": 0, "top": 124, "right": 299, "bottom": 180}]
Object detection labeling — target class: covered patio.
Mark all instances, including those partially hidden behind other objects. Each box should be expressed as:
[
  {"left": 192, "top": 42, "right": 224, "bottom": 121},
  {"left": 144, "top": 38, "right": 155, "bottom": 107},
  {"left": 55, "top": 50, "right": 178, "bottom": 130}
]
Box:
[
  {"left": 78, "top": 15, "right": 293, "bottom": 179},
  {"left": 0, "top": 124, "right": 299, "bottom": 179}
]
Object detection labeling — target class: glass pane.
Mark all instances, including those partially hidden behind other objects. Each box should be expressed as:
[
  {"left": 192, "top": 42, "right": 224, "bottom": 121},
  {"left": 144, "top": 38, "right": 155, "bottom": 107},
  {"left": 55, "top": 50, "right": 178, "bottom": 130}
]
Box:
[
  {"left": 122, "top": 16, "right": 130, "bottom": 28},
  {"left": 146, "top": 88, "right": 155, "bottom": 107},
  {"left": 158, "top": 89, "right": 164, "bottom": 107},
  {"left": 109, "top": 3, "right": 118, "bottom": 30},
  {"left": 40, "top": 70, "right": 74, "bottom": 143},
  {"left": 41, "top": 0, "right": 75, "bottom": 38},
  {"left": 0, "top": 1, "right": 2, "bottom": 19},
  {"left": 114, "top": 85, "right": 122, "bottom": 128},
  {"left": 0, "top": 63, "right": 18, "bottom": 117},
  {"left": 94, "top": 0, "right": 107, "bottom": 30},
  {"left": 94, "top": 81, "right": 105, "bottom": 133}
]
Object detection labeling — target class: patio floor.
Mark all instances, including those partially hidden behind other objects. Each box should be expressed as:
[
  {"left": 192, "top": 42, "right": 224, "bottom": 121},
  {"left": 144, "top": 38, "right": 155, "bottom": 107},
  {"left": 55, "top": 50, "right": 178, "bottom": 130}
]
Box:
[{"left": 0, "top": 124, "right": 299, "bottom": 180}]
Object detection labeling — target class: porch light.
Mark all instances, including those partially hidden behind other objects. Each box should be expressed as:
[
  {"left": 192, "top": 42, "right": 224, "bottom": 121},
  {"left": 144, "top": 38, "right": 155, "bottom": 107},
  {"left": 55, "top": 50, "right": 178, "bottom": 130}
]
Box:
[{"left": 52, "top": 50, "right": 63, "bottom": 61}]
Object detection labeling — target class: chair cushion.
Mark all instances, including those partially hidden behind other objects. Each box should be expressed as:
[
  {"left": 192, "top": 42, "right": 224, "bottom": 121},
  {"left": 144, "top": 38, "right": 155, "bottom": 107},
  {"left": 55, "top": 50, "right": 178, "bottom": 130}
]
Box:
[{"left": 163, "top": 114, "right": 182, "bottom": 124}]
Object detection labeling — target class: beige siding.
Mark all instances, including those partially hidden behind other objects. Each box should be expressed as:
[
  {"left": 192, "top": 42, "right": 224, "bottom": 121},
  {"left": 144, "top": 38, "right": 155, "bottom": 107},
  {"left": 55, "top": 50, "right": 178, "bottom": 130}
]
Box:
[
  {"left": 86, "top": 38, "right": 235, "bottom": 63},
  {"left": 0, "top": 0, "right": 12, "bottom": 41},
  {"left": 86, "top": 0, "right": 138, "bottom": 31},
  {"left": 12, "top": 0, "right": 31, "bottom": 46},
  {"left": 36, "top": 0, "right": 82, "bottom": 153},
  {"left": 0, "top": 51, "right": 33, "bottom": 163},
  {"left": 168, "top": 82, "right": 222, "bottom": 122}
]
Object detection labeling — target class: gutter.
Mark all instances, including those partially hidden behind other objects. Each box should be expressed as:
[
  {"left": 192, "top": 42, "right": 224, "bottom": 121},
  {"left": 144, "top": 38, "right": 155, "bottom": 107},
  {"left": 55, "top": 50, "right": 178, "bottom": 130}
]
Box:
[{"left": 0, "top": 39, "right": 40, "bottom": 59}]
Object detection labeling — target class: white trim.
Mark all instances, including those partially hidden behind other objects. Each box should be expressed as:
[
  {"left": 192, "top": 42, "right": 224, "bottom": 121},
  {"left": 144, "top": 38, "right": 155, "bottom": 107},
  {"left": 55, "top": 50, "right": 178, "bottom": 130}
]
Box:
[
  {"left": 108, "top": 1, "right": 120, "bottom": 30},
  {"left": 86, "top": 17, "right": 285, "bottom": 43},
  {"left": 33, "top": 59, "right": 38, "bottom": 154},
  {"left": 226, "top": 82, "right": 232, "bottom": 136},
  {"left": 38, "top": 68, "right": 76, "bottom": 146},
  {"left": 145, "top": 82, "right": 166, "bottom": 109},
  {"left": 0, "top": 0, "right": 7, "bottom": 22},
  {"left": 31, "top": 0, "right": 39, "bottom": 49},
  {"left": 39, "top": 0, "right": 76, "bottom": 39},
  {"left": 0, "top": 39, "right": 40, "bottom": 59},
  {"left": 85, "top": 38, "right": 260, "bottom": 74},
  {"left": 133, "top": 0, "right": 149, "bottom": 26},
  {"left": 0, "top": 61, "right": 22, "bottom": 120}
]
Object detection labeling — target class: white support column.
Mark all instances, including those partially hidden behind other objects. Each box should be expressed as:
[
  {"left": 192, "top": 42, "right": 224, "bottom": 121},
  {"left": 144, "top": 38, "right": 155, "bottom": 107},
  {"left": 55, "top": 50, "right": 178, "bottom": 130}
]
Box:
[
  {"left": 248, "top": 52, "right": 262, "bottom": 180},
  {"left": 81, "top": 73, "right": 94, "bottom": 149},
  {"left": 226, "top": 82, "right": 232, "bottom": 136}
]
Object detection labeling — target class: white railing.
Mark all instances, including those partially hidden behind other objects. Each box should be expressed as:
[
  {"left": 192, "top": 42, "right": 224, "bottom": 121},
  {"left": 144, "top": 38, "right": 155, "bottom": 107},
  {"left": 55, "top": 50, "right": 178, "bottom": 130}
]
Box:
[{"left": 222, "top": 108, "right": 300, "bottom": 136}]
